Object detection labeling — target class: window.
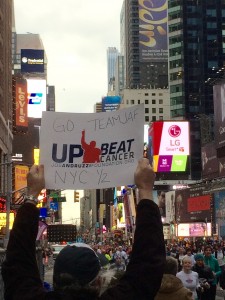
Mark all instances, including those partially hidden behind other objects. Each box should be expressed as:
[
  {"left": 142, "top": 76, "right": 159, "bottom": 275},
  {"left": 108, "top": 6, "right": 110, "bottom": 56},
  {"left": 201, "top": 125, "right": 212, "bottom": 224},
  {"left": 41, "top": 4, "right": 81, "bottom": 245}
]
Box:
[
  {"left": 152, "top": 108, "right": 156, "bottom": 113},
  {"left": 145, "top": 99, "right": 149, "bottom": 104},
  {"left": 152, "top": 100, "right": 156, "bottom": 104},
  {"left": 138, "top": 100, "right": 140, "bottom": 104},
  {"left": 145, "top": 108, "right": 149, "bottom": 113},
  {"left": 152, "top": 116, "right": 156, "bottom": 121},
  {"left": 159, "top": 116, "right": 163, "bottom": 120},
  {"left": 159, "top": 108, "right": 163, "bottom": 113},
  {"left": 131, "top": 100, "right": 135, "bottom": 105},
  {"left": 159, "top": 99, "right": 163, "bottom": 104},
  {"left": 126, "top": 100, "right": 129, "bottom": 104},
  {"left": 145, "top": 93, "right": 149, "bottom": 96},
  {"left": 145, "top": 116, "right": 149, "bottom": 122},
  {"left": 152, "top": 93, "right": 156, "bottom": 96}
]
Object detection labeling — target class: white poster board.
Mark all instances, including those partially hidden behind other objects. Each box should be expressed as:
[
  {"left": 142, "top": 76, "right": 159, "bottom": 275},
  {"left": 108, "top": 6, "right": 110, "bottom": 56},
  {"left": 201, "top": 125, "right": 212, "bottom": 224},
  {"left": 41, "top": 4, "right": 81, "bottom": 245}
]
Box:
[{"left": 40, "top": 105, "right": 144, "bottom": 189}]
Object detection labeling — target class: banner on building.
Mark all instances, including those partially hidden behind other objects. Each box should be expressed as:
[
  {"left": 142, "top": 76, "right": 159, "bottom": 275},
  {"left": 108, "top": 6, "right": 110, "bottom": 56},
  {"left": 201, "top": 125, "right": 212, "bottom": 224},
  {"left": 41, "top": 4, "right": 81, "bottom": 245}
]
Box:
[
  {"left": 40, "top": 105, "right": 144, "bottom": 189},
  {"left": 21, "top": 49, "right": 44, "bottom": 73},
  {"left": 213, "top": 84, "right": 225, "bottom": 149},
  {"left": 201, "top": 142, "right": 218, "bottom": 179},
  {"left": 15, "top": 78, "right": 28, "bottom": 128},
  {"left": 139, "top": 0, "right": 168, "bottom": 62},
  {"left": 14, "top": 165, "right": 29, "bottom": 203}
]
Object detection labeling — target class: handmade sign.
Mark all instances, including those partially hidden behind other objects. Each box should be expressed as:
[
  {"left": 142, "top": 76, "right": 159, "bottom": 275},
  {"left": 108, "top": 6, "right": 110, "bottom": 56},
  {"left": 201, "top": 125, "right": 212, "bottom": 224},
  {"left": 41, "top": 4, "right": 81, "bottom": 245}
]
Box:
[{"left": 40, "top": 104, "right": 144, "bottom": 189}]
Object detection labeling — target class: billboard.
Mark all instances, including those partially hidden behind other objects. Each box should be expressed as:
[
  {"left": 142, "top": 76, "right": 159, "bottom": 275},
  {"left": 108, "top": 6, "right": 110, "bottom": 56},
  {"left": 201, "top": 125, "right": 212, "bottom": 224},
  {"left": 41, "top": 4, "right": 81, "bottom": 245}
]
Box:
[
  {"left": 139, "top": 0, "right": 168, "bottom": 62},
  {"left": 15, "top": 78, "right": 28, "bottom": 127},
  {"left": 213, "top": 84, "right": 225, "bottom": 149},
  {"left": 27, "top": 79, "right": 46, "bottom": 118},
  {"left": 178, "top": 223, "right": 211, "bottom": 237},
  {"left": 214, "top": 190, "right": 225, "bottom": 237},
  {"left": 102, "top": 96, "right": 121, "bottom": 112},
  {"left": 175, "top": 187, "right": 211, "bottom": 223},
  {"left": 21, "top": 49, "right": 44, "bottom": 73},
  {"left": 149, "top": 121, "right": 189, "bottom": 172},
  {"left": 201, "top": 142, "right": 218, "bottom": 179},
  {"left": 165, "top": 191, "right": 175, "bottom": 223},
  {"left": 14, "top": 165, "right": 29, "bottom": 202},
  {"left": 0, "top": 213, "right": 15, "bottom": 230}
]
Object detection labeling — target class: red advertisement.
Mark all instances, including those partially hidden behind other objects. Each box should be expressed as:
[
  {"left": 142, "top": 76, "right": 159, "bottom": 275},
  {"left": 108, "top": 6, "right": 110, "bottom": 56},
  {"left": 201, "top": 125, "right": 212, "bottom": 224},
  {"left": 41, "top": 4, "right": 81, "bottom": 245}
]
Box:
[
  {"left": 15, "top": 79, "right": 28, "bottom": 127},
  {"left": 187, "top": 195, "right": 211, "bottom": 212}
]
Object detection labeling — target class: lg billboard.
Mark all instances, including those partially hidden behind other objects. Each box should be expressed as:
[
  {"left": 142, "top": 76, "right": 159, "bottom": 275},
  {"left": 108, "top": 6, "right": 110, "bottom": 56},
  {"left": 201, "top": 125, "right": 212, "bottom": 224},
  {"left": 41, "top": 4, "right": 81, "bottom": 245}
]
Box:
[
  {"left": 149, "top": 121, "right": 190, "bottom": 172},
  {"left": 27, "top": 79, "right": 46, "bottom": 118}
]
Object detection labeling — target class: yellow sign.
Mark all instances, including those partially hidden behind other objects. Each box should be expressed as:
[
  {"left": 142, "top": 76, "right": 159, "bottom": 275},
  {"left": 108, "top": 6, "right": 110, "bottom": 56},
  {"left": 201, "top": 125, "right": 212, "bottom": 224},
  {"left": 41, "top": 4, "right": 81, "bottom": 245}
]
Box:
[
  {"left": 15, "top": 165, "right": 29, "bottom": 201},
  {"left": 34, "top": 148, "right": 40, "bottom": 165},
  {"left": 0, "top": 213, "right": 14, "bottom": 230}
]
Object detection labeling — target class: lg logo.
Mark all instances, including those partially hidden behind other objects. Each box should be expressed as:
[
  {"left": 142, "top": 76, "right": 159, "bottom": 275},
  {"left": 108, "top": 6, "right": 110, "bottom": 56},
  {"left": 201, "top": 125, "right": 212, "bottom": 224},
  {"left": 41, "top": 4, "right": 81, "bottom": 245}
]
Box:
[{"left": 168, "top": 125, "right": 181, "bottom": 138}]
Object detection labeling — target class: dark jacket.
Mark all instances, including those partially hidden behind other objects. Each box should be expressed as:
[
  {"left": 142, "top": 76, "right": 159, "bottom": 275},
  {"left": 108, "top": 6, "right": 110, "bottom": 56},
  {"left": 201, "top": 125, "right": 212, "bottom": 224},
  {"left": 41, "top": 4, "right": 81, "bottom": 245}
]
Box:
[
  {"left": 192, "top": 264, "right": 214, "bottom": 285},
  {"left": 154, "top": 274, "right": 193, "bottom": 300},
  {"left": 2, "top": 199, "right": 165, "bottom": 300}
]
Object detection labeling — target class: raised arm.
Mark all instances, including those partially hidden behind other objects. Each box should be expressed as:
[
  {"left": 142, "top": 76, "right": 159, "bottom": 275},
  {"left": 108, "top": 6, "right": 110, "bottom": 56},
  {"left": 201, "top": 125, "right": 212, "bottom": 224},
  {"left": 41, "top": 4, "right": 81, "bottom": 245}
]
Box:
[
  {"left": 2, "top": 165, "right": 47, "bottom": 300},
  {"left": 101, "top": 158, "right": 166, "bottom": 300}
]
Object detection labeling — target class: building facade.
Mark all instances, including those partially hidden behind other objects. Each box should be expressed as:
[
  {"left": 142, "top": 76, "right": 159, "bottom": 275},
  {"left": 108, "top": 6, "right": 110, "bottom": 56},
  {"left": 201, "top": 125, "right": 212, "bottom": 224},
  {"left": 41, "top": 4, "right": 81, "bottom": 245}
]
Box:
[
  {"left": 168, "top": 0, "right": 225, "bottom": 179},
  {"left": 123, "top": 0, "right": 168, "bottom": 89},
  {"left": 0, "top": 0, "right": 13, "bottom": 196}
]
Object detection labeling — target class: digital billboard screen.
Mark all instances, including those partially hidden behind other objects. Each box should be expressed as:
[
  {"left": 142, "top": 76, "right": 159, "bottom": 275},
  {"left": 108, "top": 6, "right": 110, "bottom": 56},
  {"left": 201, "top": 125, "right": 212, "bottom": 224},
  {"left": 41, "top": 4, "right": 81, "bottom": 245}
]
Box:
[
  {"left": 102, "top": 96, "right": 121, "bottom": 112},
  {"left": 213, "top": 84, "right": 225, "bottom": 149},
  {"left": 21, "top": 49, "right": 44, "bottom": 73},
  {"left": 27, "top": 79, "right": 46, "bottom": 118},
  {"left": 178, "top": 223, "right": 211, "bottom": 237},
  {"left": 149, "top": 121, "right": 189, "bottom": 172}
]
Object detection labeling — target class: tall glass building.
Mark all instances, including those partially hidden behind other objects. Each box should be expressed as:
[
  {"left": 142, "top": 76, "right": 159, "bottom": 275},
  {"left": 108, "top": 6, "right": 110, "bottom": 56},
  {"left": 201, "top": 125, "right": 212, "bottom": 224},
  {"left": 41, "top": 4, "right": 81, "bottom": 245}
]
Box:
[{"left": 168, "top": 0, "right": 225, "bottom": 179}]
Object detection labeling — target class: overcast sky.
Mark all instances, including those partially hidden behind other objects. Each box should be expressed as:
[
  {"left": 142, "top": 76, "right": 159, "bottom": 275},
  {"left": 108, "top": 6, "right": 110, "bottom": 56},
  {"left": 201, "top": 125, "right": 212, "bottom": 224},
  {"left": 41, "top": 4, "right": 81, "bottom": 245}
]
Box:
[{"left": 14, "top": 0, "right": 123, "bottom": 113}]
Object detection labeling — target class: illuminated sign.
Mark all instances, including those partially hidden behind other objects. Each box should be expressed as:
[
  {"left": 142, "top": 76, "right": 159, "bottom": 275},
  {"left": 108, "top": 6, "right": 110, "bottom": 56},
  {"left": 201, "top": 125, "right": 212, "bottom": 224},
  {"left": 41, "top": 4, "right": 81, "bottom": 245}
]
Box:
[
  {"left": 21, "top": 49, "right": 44, "bottom": 73},
  {"left": 14, "top": 165, "right": 29, "bottom": 202},
  {"left": 102, "top": 96, "right": 121, "bottom": 112},
  {"left": 27, "top": 79, "right": 46, "bottom": 118},
  {"left": 149, "top": 121, "right": 189, "bottom": 172},
  {"left": 178, "top": 223, "right": 211, "bottom": 237},
  {"left": 0, "top": 213, "right": 15, "bottom": 230},
  {"left": 15, "top": 79, "right": 28, "bottom": 127}
]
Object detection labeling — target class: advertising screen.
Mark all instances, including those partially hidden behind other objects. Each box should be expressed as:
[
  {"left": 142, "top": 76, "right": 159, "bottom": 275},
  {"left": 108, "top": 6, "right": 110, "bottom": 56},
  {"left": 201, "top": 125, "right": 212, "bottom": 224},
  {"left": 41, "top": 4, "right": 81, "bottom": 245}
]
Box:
[
  {"left": 27, "top": 79, "right": 46, "bottom": 118},
  {"left": 201, "top": 142, "right": 218, "bottom": 179},
  {"left": 102, "top": 96, "right": 121, "bottom": 112},
  {"left": 21, "top": 49, "right": 44, "bottom": 73},
  {"left": 0, "top": 213, "right": 15, "bottom": 230},
  {"left": 178, "top": 223, "right": 211, "bottom": 237},
  {"left": 213, "top": 84, "right": 225, "bottom": 149},
  {"left": 139, "top": 0, "right": 168, "bottom": 62},
  {"left": 14, "top": 165, "right": 29, "bottom": 202},
  {"left": 15, "top": 78, "right": 28, "bottom": 127},
  {"left": 150, "top": 121, "right": 189, "bottom": 172}
]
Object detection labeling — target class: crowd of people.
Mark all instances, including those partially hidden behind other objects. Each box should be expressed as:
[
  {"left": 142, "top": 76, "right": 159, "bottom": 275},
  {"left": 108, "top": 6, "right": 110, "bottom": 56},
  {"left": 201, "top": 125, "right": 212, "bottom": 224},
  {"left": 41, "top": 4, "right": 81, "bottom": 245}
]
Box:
[
  {"left": 164, "top": 241, "right": 225, "bottom": 299},
  {"left": 2, "top": 158, "right": 225, "bottom": 299}
]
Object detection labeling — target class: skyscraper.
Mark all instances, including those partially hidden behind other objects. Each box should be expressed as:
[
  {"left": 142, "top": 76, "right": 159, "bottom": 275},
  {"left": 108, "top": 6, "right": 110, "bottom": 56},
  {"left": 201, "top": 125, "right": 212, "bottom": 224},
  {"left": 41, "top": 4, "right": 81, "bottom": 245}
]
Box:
[
  {"left": 107, "top": 47, "right": 118, "bottom": 92},
  {"left": 168, "top": 0, "right": 225, "bottom": 179},
  {"left": 123, "top": 0, "right": 168, "bottom": 89}
]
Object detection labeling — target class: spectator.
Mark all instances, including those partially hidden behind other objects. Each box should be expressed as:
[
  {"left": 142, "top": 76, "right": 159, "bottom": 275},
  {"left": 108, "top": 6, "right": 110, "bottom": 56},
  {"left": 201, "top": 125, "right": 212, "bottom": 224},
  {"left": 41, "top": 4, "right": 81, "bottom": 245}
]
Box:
[
  {"left": 176, "top": 256, "right": 199, "bottom": 300},
  {"left": 203, "top": 245, "right": 221, "bottom": 300},
  {"left": 2, "top": 159, "right": 165, "bottom": 299},
  {"left": 155, "top": 256, "right": 193, "bottom": 300},
  {"left": 192, "top": 253, "right": 214, "bottom": 300}
]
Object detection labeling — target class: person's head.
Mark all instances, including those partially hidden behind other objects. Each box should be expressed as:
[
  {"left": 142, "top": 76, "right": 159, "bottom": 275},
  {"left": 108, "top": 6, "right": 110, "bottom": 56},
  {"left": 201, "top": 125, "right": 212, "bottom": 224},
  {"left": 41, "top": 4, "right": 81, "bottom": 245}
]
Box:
[
  {"left": 182, "top": 256, "right": 192, "bottom": 271},
  {"left": 53, "top": 243, "right": 102, "bottom": 296},
  {"left": 194, "top": 254, "right": 204, "bottom": 267},
  {"left": 90, "top": 141, "right": 96, "bottom": 148},
  {"left": 164, "top": 256, "right": 178, "bottom": 276},
  {"left": 186, "top": 248, "right": 192, "bottom": 256},
  {"left": 204, "top": 245, "right": 212, "bottom": 257}
]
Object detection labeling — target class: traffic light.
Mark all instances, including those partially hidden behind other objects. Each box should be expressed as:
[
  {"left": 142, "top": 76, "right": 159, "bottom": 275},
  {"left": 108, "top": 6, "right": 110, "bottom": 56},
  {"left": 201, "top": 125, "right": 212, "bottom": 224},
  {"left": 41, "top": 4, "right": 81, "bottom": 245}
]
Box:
[{"left": 74, "top": 191, "right": 79, "bottom": 202}]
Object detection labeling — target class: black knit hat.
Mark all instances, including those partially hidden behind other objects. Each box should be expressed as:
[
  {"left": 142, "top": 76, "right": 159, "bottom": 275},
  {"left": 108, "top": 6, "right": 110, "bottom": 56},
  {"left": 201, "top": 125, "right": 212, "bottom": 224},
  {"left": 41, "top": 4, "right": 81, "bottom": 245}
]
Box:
[{"left": 54, "top": 243, "right": 101, "bottom": 285}]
